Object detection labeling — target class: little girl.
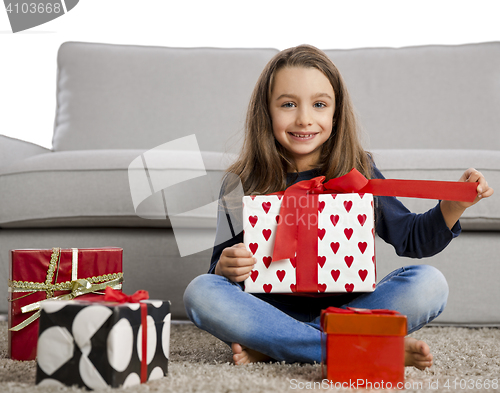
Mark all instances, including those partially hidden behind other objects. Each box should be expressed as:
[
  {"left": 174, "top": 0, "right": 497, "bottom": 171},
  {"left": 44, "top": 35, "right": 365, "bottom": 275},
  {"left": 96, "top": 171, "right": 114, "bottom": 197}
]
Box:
[{"left": 183, "top": 45, "right": 492, "bottom": 369}]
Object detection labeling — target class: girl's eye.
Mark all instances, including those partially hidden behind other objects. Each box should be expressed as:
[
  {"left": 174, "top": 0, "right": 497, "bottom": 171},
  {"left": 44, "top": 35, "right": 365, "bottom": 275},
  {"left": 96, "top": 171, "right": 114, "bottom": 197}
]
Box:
[
  {"left": 314, "top": 102, "right": 327, "bottom": 108},
  {"left": 282, "top": 102, "right": 296, "bottom": 108}
]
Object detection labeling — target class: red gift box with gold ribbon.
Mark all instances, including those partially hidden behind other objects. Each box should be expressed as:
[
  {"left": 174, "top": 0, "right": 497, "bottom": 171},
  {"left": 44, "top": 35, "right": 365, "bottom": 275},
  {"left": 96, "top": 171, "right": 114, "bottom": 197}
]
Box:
[
  {"left": 243, "top": 168, "right": 477, "bottom": 294},
  {"left": 8, "top": 247, "right": 123, "bottom": 360},
  {"left": 321, "top": 307, "right": 407, "bottom": 389}
]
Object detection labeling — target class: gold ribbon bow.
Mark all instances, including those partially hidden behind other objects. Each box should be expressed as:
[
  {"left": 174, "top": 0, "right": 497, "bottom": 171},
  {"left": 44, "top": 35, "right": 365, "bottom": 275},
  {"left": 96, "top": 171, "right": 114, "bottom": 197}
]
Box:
[{"left": 9, "top": 247, "right": 123, "bottom": 331}]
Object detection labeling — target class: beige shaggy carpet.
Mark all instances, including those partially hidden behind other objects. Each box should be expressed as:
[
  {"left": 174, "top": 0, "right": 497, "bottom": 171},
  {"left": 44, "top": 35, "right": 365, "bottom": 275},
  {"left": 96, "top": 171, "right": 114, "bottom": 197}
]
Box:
[{"left": 0, "top": 321, "right": 499, "bottom": 392}]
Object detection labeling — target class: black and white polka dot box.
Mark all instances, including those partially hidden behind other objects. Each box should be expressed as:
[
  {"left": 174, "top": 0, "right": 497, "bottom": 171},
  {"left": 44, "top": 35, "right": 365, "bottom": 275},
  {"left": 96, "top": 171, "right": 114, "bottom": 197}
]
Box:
[{"left": 35, "top": 298, "right": 171, "bottom": 389}]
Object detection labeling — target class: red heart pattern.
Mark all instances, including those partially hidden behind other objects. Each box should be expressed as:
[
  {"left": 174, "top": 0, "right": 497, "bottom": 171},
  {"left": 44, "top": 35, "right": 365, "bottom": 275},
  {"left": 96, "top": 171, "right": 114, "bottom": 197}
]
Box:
[
  {"left": 243, "top": 194, "right": 375, "bottom": 294},
  {"left": 358, "top": 242, "right": 367, "bottom": 254},
  {"left": 330, "top": 214, "right": 339, "bottom": 226},
  {"left": 249, "top": 243, "right": 258, "bottom": 254},
  {"left": 249, "top": 215, "right": 258, "bottom": 228},
  {"left": 357, "top": 214, "right": 367, "bottom": 226}
]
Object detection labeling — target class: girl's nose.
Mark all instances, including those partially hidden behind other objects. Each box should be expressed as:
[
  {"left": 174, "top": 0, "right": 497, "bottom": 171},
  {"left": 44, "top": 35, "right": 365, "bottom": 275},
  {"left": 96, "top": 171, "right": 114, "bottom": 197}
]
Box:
[{"left": 296, "top": 107, "right": 313, "bottom": 127}]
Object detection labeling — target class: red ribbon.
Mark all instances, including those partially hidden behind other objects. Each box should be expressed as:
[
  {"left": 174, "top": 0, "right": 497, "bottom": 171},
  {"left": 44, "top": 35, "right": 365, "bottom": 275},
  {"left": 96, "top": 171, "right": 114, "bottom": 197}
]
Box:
[
  {"left": 104, "top": 287, "right": 149, "bottom": 303},
  {"left": 104, "top": 287, "right": 149, "bottom": 383},
  {"left": 271, "top": 168, "right": 478, "bottom": 292}
]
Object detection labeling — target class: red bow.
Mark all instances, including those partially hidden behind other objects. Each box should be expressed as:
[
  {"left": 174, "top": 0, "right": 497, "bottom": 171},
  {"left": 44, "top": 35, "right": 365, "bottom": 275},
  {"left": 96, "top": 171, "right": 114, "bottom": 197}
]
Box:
[{"left": 104, "top": 287, "right": 149, "bottom": 303}]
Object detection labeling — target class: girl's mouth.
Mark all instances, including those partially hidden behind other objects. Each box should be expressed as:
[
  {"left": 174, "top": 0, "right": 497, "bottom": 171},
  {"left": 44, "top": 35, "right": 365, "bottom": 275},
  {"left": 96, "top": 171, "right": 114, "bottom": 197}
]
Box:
[{"left": 288, "top": 132, "right": 318, "bottom": 140}]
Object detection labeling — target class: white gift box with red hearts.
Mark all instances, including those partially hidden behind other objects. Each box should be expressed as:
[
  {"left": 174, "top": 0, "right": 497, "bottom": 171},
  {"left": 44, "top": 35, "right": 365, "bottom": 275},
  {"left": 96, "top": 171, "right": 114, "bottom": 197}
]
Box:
[{"left": 243, "top": 193, "right": 376, "bottom": 294}]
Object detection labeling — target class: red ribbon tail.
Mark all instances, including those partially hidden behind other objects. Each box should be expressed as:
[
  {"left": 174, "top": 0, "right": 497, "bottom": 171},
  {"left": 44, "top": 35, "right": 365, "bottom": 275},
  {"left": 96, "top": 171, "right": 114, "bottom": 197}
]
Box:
[
  {"left": 140, "top": 303, "right": 148, "bottom": 383},
  {"left": 364, "top": 179, "right": 477, "bottom": 202},
  {"left": 129, "top": 290, "right": 150, "bottom": 303},
  {"left": 104, "top": 286, "right": 127, "bottom": 302}
]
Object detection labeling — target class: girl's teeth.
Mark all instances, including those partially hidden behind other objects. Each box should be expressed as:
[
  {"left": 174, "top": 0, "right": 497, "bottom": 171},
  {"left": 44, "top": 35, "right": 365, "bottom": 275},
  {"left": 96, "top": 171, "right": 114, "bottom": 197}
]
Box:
[{"left": 292, "top": 133, "right": 313, "bottom": 138}]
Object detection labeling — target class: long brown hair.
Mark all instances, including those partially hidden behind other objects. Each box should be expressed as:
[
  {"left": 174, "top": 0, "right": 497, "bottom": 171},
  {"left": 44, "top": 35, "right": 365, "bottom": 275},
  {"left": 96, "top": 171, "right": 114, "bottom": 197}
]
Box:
[{"left": 226, "top": 44, "right": 372, "bottom": 196}]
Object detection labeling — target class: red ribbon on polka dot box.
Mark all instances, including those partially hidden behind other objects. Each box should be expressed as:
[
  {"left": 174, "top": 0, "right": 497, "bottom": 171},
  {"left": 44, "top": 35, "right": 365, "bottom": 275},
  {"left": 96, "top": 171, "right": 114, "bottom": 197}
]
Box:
[{"left": 243, "top": 168, "right": 477, "bottom": 294}]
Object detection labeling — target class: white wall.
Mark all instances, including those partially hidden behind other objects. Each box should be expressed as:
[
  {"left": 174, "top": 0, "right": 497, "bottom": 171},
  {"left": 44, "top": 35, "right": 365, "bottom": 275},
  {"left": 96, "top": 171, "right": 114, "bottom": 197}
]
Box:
[{"left": 1, "top": 0, "right": 499, "bottom": 149}]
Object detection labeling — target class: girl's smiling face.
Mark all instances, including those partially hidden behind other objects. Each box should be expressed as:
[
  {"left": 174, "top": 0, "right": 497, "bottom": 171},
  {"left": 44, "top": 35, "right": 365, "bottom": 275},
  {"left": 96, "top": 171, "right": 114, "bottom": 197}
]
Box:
[{"left": 269, "top": 66, "right": 335, "bottom": 172}]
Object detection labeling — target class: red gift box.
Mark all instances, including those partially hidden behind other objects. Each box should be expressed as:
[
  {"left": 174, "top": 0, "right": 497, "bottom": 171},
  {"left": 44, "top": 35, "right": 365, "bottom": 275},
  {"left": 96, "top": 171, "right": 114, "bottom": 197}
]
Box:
[
  {"left": 8, "top": 247, "right": 123, "bottom": 361},
  {"left": 321, "top": 307, "right": 407, "bottom": 389}
]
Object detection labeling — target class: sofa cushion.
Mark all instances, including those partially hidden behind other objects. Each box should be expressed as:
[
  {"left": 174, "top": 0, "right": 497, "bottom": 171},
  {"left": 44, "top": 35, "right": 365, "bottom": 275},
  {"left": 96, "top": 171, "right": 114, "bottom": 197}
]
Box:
[
  {"left": 52, "top": 42, "right": 278, "bottom": 153},
  {"left": 324, "top": 42, "right": 500, "bottom": 150},
  {"left": 0, "top": 150, "right": 236, "bottom": 228},
  {"left": 372, "top": 149, "right": 500, "bottom": 230}
]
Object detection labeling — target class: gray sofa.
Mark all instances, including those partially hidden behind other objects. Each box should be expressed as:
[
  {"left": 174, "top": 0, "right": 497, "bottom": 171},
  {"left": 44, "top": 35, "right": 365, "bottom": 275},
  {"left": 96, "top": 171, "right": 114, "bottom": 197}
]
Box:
[{"left": 1, "top": 41, "right": 499, "bottom": 324}]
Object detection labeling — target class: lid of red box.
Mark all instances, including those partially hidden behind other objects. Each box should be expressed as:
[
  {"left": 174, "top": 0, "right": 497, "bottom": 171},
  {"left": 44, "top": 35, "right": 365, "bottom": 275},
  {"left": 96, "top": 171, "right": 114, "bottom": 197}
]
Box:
[{"left": 321, "top": 307, "right": 407, "bottom": 336}]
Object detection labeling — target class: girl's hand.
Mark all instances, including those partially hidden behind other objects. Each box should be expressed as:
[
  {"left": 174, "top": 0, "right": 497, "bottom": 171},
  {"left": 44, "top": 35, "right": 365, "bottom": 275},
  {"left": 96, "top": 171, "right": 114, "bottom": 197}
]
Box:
[
  {"left": 440, "top": 168, "right": 494, "bottom": 229},
  {"left": 456, "top": 167, "right": 493, "bottom": 208},
  {"left": 215, "top": 243, "right": 256, "bottom": 282}
]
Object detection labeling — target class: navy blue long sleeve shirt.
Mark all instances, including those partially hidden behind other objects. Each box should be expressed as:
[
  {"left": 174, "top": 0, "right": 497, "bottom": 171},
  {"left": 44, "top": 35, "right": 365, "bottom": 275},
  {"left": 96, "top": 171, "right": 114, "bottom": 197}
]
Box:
[{"left": 208, "top": 165, "right": 460, "bottom": 275}]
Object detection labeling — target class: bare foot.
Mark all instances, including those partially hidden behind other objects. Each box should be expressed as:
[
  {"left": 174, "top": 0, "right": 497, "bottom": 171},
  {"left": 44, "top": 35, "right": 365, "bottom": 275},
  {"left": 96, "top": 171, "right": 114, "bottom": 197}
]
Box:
[
  {"left": 231, "top": 343, "right": 272, "bottom": 365},
  {"left": 405, "top": 337, "right": 433, "bottom": 370}
]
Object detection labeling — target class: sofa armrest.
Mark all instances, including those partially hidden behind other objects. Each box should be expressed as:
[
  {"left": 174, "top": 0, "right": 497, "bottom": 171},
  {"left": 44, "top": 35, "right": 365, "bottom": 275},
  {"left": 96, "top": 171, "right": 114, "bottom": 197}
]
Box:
[{"left": 0, "top": 135, "right": 50, "bottom": 168}]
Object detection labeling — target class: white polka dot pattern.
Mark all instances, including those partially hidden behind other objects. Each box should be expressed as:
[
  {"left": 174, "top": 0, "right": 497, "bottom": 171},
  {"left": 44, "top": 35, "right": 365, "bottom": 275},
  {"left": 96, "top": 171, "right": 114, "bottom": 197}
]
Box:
[
  {"left": 107, "top": 318, "right": 134, "bottom": 372},
  {"left": 37, "top": 327, "right": 74, "bottom": 375}
]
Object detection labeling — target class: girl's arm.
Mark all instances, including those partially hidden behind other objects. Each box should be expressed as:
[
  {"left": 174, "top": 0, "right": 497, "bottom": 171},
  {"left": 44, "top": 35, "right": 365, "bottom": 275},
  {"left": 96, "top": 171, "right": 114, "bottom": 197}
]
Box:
[
  {"left": 439, "top": 168, "right": 493, "bottom": 230},
  {"left": 208, "top": 179, "right": 243, "bottom": 274},
  {"left": 373, "top": 166, "right": 456, "bottom": 258}
]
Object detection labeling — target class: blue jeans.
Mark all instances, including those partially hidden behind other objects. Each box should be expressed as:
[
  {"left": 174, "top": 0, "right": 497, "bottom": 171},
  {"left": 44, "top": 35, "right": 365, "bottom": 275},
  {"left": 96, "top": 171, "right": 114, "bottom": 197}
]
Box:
[{"left": 183, "top": 265, "right": 448, "bottom": 364}]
